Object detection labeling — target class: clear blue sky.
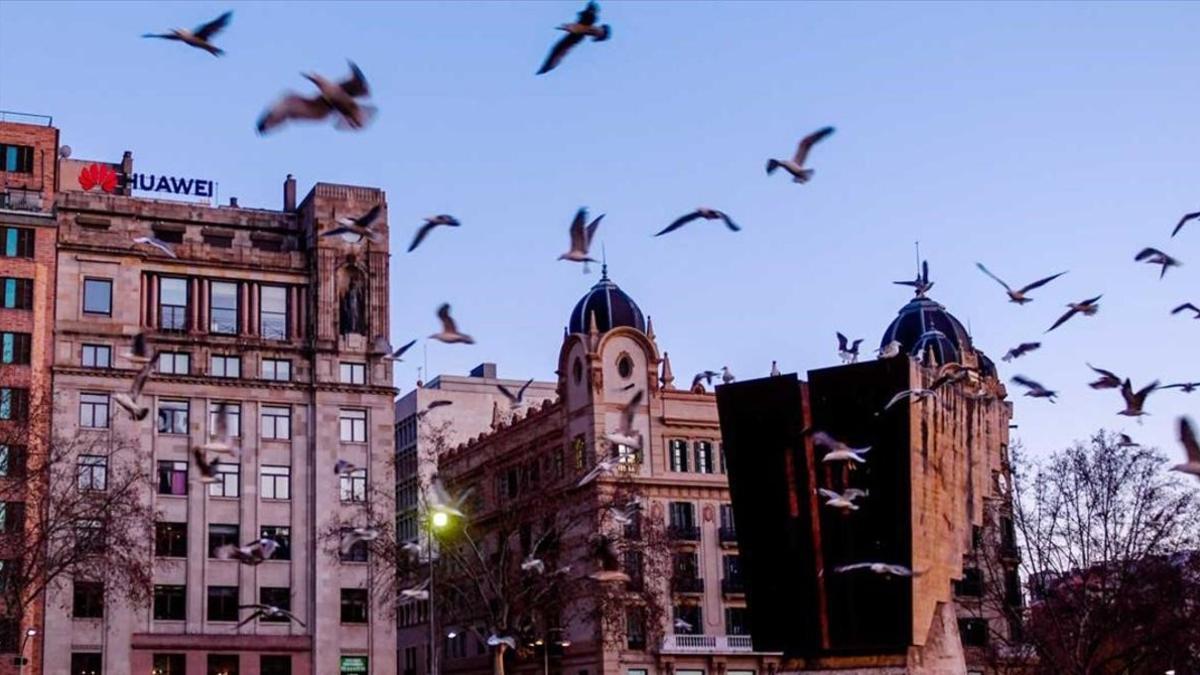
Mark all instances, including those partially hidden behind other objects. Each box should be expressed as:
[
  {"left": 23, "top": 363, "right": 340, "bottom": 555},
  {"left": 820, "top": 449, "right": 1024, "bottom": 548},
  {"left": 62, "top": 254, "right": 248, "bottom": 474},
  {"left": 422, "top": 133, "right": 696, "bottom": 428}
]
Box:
[{"left": 2, "top": 1, "right": 1197, "bottom": 459}]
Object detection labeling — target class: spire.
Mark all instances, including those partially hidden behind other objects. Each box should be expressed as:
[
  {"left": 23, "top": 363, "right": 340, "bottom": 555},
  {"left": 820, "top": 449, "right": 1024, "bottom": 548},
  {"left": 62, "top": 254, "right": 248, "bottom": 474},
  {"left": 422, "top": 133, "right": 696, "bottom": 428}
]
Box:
[
  {"left": 491, "top": 400, "right": 501, "bottom": 429},
  {"left": 661, "top": 351, "right": 676, "bottom": 390},
  {"left": 601, "top": 243, "right": 608, "bottom": 280},
  {"left": 645, "top": 315, "right": 656, "bottom": 341}
]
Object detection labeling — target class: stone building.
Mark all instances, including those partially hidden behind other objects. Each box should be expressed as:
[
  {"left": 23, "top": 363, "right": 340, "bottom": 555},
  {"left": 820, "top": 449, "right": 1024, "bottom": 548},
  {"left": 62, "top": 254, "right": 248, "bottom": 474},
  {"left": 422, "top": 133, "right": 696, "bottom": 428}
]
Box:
[{"left": 39, "top": 135, "right": 397, "bottom": 675}]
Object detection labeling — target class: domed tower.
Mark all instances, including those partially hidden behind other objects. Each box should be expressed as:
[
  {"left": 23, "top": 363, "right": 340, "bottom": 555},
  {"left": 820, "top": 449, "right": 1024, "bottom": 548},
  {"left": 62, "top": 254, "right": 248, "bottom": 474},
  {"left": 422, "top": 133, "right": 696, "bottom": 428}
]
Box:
[
  {"left": 879, "top": 295, "right": 978, "bottom": 369},
  {"left": 568, "top": 265, "right": 647, "bottom": 335}
]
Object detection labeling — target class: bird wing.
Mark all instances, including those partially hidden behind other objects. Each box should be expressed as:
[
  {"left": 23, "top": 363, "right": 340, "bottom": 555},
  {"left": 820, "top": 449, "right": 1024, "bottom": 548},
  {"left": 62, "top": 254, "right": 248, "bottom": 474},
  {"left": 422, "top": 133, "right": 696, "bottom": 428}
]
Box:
[
  {"left": 1172, "top": 211, "right": 1199, "bottom": 238},
  {"left": 192, "top": 446, "right": 215, "bottom": 475},
  {"left": 1181, "top": 417, "right": 1199, "bottom": 462},
  {"left": 717, "top": 211, "right": 740, "bottom": 232},
  {"left": 1018, "top": 271, "right": 1067, "bottom": 294},
  {"left": 817, "top": 488, "right": 840, "bottom": 501},
  {"left": 834, "top": 563, "right": 872, "bottom": 573},
  {"left": 213, "top": 401, "right": 229, "bottom": 440},
  {"left": 538, "top": 31, "right": 584, "bottom": 75},
  {"left": 621, "top": 389, "right": 644, "bottom": 432},
  {"left": 257, "top": 93, "right": 331, "bottom": 133},
  {"left": 518, "top": 378, "right": 534, "bottom": 400},
  {"left": 1087, "top": 363, "right": 1120, "bottom": 382},
  {"left": 836, "top": 332, "right": 848, "bottom": 351},
  {"left": 1119, "top": 379, "right": 1134, "bottom": 406},
  {"left": 1011, "top": 375, "right": 1042, "bottom": 391},
  {"left": 1171, "top": 303, "right": 1200, "bottom": 315},
  {"left": 884, "top": 391, "right": 913, "bottom": 410},
  {"left": 1135, "top": 247, "right": 1164, "bottom": 261},
  {"left": 354, "top": 204, "right": 383, "bottom": 230},
  {"left": 280, "top": 609, "right": 306, "bottom": 627},
  {"left": 236, "top": 610, "right": 263, "bottom": 629},
  {"left": 655, "top": 210, "right": 703, "bottom": 237},
  {"left": 392, "top": 338, "right": 417, "bottom": 359},
  {"left": 320, "top": 225, "right": 360, "bottom": 239},
  {"left": 193, "top": 10, "right": 232, "bottom": 40},
  {"left": 975, "top": 263, "right": 1013, "bottom": 293},
  {"left": 850, "top": 339, "right": 863, "bottom": 351},
  {"left": 408, "top": 221, "right": 440, "bottom": 252},
  {"left": 577, "top": 1, "right": 600, "bottom": 25},
  {"left": 437, "top": 304, "right": 459, "bottom": 334},
  {"left": 496, "top": 383, "right": 517, "bottom": 402},
  {"left": 567, "top": 208, "right": 587, "bottom": 250},
  {"left": 130, "top": 358, "right": 155, "bottom": 398},
  {"left": 793, "top": 126, "right": 835, "bottom": 166},
  {"left": 810, "top": 431, "right": 839, "bottom": 450},
  {"left": 142, "top": 32, "right": 181, "bottom": 41},
  {"left": 340, "top": 61, "right": 370, "bottom": 98},
  {"left": 1132, "top": 380, "right": 1158, "bottom": 408},
  {"left": 1045, "top": 307, "right": 1078, "bottom": 333},
  {"left": 428, "top": 399, "right": 453, "bottom": 409},
  {"left": 585, "top": 213, "right": 604, "bottom": 246}
]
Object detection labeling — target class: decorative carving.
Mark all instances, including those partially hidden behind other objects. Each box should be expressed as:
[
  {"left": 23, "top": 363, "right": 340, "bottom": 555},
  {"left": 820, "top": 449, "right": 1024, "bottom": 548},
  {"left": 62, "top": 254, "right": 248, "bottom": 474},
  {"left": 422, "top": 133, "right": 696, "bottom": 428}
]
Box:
[
  {"left": 703, "top": 504, "right": 715, "bottom": 522},
  {"left": 339, "top": 267, "right": 367, "bottom": 336}
]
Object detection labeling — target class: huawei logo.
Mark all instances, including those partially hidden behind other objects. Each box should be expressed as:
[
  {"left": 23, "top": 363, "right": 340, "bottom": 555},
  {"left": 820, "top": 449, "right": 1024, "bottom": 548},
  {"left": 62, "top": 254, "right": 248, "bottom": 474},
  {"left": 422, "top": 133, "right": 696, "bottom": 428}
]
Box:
[{"left": 78, "top": 163, "right": 118, "bottom": 193}]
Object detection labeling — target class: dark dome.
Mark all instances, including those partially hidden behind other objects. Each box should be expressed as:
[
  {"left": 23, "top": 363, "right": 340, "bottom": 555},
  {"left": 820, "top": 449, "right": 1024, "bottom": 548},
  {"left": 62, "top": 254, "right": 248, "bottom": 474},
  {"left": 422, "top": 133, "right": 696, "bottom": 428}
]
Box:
[
  {"left": 880, "top": 296, "right": 972, "bottom": 363},
  {"left": 569, "top": 266, "right": 646, "bottom": 335}
]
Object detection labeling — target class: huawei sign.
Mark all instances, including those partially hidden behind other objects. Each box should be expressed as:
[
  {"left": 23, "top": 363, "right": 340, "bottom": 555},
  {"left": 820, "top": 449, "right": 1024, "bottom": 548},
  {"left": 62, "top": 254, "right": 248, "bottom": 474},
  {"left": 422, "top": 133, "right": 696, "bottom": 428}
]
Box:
[{"left": 78, "top": 163, "right": 118, "bottom": 193}]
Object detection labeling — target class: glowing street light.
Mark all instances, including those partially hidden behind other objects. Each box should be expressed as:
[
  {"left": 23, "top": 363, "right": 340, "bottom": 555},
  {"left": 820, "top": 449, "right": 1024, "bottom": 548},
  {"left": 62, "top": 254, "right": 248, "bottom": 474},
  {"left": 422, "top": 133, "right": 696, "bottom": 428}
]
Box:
[{"left": 431, "top": 510, "right": 450, "bottom": 529}]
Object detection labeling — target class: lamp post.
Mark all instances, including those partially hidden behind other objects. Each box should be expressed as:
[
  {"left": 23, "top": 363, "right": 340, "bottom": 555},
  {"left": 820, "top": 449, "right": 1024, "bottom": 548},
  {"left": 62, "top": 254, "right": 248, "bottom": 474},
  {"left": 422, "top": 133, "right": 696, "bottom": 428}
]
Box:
[
  {"left": 428, "top": 508, "right": 450, "bottom": 675},
  {"left": 536, "top": 629, "right": 570, "bottom": 675},
  {"left": 18, "top": 627, "right": 36, "bottom": 675}
]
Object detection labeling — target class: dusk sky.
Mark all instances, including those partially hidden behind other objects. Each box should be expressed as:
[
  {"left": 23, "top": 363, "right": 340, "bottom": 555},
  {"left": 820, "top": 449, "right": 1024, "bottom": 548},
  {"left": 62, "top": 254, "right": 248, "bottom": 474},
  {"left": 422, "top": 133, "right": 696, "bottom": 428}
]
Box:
[{"left": 2, "top": 1, "right": 1196, "bottom": 459}]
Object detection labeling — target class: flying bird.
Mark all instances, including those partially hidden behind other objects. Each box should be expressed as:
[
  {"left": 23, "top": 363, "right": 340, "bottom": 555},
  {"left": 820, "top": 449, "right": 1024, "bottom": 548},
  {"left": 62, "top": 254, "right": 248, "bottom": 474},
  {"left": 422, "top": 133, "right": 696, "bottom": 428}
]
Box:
[
  {"left": 430, "top": 304, "right": 475, "bottom": 344},
  {"left": 536, "top": 1, "right": 611, "bottom": 75},
  {"left": 603, "top": 389, "right": 644, "bottom": 449},
  {"left": 692, "top": 370, "right": 719, "bottom": 389},
  {"left": 558, "top": 207, "right": 603, "bottom": 271},
  {"left": 1171, "top": 303, "right": 1200, "bottom": 319},
  {"left": 132, "top": 235, "right": 177, "bottom": 258},
  {"left": 322, "top": 204, "right": 384, "bottom": 244},
  {"left": 1116, "top": 433, "right": 1139, "bottom": 448},
  {"left": 333, "top": 459, "right": 359, "bottom": 477},
  {"left": 201, "top": 401, "right": 238, "bottom": 455},
  {"left": 1173, "top": 417, "right": 1200, "bottom": 480},
  {"left": 1011, "top": 375, "right": 1057, "bottom": 401},
  {"left": 121, "top": 332, "right": 153, "bottom": 365},
  {"left": 837, "top": 333, "right": 863, "bottom": 364},
  {"left": 1117, "top": 378, "right": 1157, "bottom": 419},
  {"left": 877, "top": 340, "right": 902, "bottom": 359},
  {"left": 428, "top": 476, "right": 470, "bottom": 518},
  {"left": 257, "top": 61, "right": 374, "bottom": 134},
  {"left": 416, "top": 399, "right": 454, "bottom": 419},
  {"left": 1162, "top": 382, "right": 1199, "bottom": 393},
  {"left": 340, "top": 527, "right": 380, "bottom": 555},
  {"left": 818, "top": 488, "right": 868, "bottom": 512},
  {"left": 894, "top": 260, "right": 933, "bottom": 296},
  {"left": 497, "top": 379, "right": 535, "bottom": 408},
  {"left": 655, "top": 208, "right": 740, "bottom": 237},
  {"left": 372, "top": 336, "right": 417, "bottom": 361},
  {"left": 766, "top": 126, "right": 835, "bottom": 184},
  {"left": 192, "top": 446, "right": 221, "bottom": 483},
  {"left": 834, "top": 562, "right": 920, "bottom": 577},
  {"left": 1135, "top": 247, "right": 1181, "bottom": 279},
  {"left": 487, "top": 634, "right": 519, "bottom": 651},
  {"left": 811, "top": 432, "right": 870, "bottom": 464},
  {"left": 1046, "top": 295, "right": 1102, "bottom": 333},
  {"left": 1172, "top": 211, "right": 1199, "bottom": 237},
  {"left": 1002, "top": 342, "right": 1041, "bottom": 362},
  {"left": 930, "top": 363, "right": 974, "bottom": 391},
  {"left": 400, "top": 578, "right": 431, "bottom": 602},
  {"left": 142, "top": 10, "right": 231, "bottom": 56},
  {"left": 237, "top": 604, "right": 305, "bottom": 628},
  {"left": 576, "top": 455, "right": 619, "bottom": 488},
  {"left": 216, "top": 538, "right": 278, "bottom": 565},
  {"left": 408, "top": 215, "right": 461, "bottom": 253},
  {"left": 1087, "top": 364, "right": 1122, "bottom": 390},
  {"left": 673, "top": 618, "right": 693, "bottom": 632},
  {"left": 114, "top": 358, "right": 154, "bottom": 421},
  {"left": 884, "top": 388, "right": 934, "bottom": 410},
  {"left": 975, "top": 263, "right": 1067, "bottom": 304},
  {"left": 520, "top": 556, "right": 546, "bottom": 575},
  {"left": 607, "top": 499, "right": 642, "bottom": 526}
]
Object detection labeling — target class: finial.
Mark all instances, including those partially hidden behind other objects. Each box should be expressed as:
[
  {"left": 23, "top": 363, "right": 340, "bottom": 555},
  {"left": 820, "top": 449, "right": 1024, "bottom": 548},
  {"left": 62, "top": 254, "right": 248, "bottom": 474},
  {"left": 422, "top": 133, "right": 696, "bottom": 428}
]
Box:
[
  {"left": 661, "top": 351, "right": 676, "bottom": 390},
  {"left": 646, "top": 315, "right": 656, "bottom": 341},
  {"left": 600, "top": 243, "right": 608, "bottom": 280}
]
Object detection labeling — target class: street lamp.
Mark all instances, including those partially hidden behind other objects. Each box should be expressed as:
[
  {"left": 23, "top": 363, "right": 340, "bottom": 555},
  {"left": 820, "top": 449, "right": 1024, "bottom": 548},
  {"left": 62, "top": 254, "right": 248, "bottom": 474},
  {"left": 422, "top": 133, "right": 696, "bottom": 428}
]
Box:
[
  {"left": 427, "top": 507, "right": 452, "bottom": 675},
  {"left": 18, "top": 628, "right": 37, "bottom": 675},
  {"left": 538, "top": 629, "right": 569, "bottom": 675}
]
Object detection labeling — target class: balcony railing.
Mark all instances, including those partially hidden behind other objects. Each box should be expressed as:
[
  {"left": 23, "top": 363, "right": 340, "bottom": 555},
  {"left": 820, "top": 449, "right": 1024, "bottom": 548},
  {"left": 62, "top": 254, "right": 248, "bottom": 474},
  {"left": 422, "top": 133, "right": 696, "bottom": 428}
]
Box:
[
  {"left": 0, "top": 190, "right": 44, "bottom": 213},
  {"left": 671, "top": 576, "right": 704, "bottom": 594},
  {"left": 660, "top": 635, "right": 761, "bottom": 654},
  {"left": 668, "top": 525, "right": 700, "bottom": 542},
  {"left": 721, "top": 578, "right": 745, "bottom": 595},
  {"left": 718, "top": 526, "right": 738, "bottom": 546}
]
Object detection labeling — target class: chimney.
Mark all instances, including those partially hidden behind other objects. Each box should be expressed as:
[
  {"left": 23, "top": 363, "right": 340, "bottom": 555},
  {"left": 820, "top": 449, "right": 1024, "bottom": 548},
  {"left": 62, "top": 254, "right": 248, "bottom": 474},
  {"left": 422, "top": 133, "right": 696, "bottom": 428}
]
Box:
[
  {"left": 119, "top": 150, "right": 134, "bottom": 196},
  {"left": 283, "top": 174, "right": 296, "bottom": 212},
  {"left": 228, "top": 197, "right": 238, "bottom": 207},
  {"left": 469, "top": 363, "right": 497, "bottom": 379}
]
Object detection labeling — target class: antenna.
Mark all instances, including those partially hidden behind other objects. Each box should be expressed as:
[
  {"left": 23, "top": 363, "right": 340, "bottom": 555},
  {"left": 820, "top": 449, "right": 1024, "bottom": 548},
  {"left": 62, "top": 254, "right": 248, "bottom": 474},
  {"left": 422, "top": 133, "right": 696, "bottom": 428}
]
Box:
[{"left": 914, "top": 241, "right": 922, "bottom": 275}]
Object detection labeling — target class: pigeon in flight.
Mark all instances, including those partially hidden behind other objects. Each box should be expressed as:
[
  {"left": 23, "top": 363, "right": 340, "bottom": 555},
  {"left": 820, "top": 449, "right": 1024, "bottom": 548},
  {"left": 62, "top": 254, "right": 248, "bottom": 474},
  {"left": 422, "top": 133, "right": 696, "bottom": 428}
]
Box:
[
  {"left": 322, "top": 204, "right": 384, "bottom": 244},
  {"left": 766, "top": 127, "right": 835, "bottom": 184},
  {"left": 257, "top": 61, "right": 374, "bottom": 134},
  {"left": 837, "top": 333, "right": 863, "bottom": 364},
  {"left": 121, "top": 332, "right": 153, "bottom": 365},
  {"left": 721, "top": 366, "right": 736, "bottom": 384},
  {"left": 372, "top": 336, "right": 417, "bottom": 361},
  {"left": 537, "top": 1, "right": 611, "bottom": 75},
  {"left": 132, "top": 235, "right": 177, "bottom": 258},
  {"left": 216, "top": 538, "right": 278, "bottom": 565},
  {"left": 340, "top": 527, "right": 380, "bottom": 555},
  {"left": 201, "top": 401, "right": 238, "bottom": 455},
  {"left": 894, "top": 261, "right": 933, "bottom": 296},
  {"left": 1171, "top": 303, "right": 1200, "bottom": 319},
  {"left": 1116, "top": 433, "right": 1139, "bottom": 448},
  {"left": 884, "top": 388, "right": 934, "bottom": 410},
  {"left": 114, "top": 358, "right": 154, "bottom": 421},
  {"left": 604, "top": 389, "right": 644, "bottom": 449},
  {"left": 1135, "top": 248, "right": 1181, "bottom": 279},
  {"left": 692, "top": 370, "right": 719, "bottom": 389},
  {"left": 408, "top": 215, "right": 461, "bottom": 253},
  {"left": 673, "top": 618, "right": 693, "bottom": 633},
  {"left": 1172, "top": 211, "right": 1199, "bottom": 237},
  {"left": 834, "top": 562, "right": 920, "bottom": 577},
  {"left": 558, "top": 207, "right": 603, "bottom": 271},
  {"left": 237, "top": 604, "right": 305, "bottom": 629},
  {"left": 142, "top": 10, "right": 231, "bottom": 56},
  {"left": 1046, "top": 295, "right": 1102, "bottom": 333},
  {"left": 1117, "top": 378, "right": 1157, "bottom": 419},
  {"left": 400, "top": 578, "right": 431, "bottom": 602},
  {"left": 1011, "top": 375, "right": 1057, "bottom": 401},
  {"left": 1002, "top": 342, "right": 1041, "bottom": 362},
  {"left": 586, "top": 533, "right": 629, "bottom": 582},
  {"left": 655, "top": 208, "right": 740, "bottom": 237},
  {"left": 818, "top": 488, "right": 868, "bottom": 512},
  {"left": 430, "top": 304, "right": 475, "bottom": 344},
  {"left": 497, "top": 379, "right": 535, "bottom": 408},
  {"left": 1173, "top": 417, "right": 1200, "bottom": 480},
  {"left": 975, "top": 263, "right": 1067, "bottom": 304},
  {"left": 811, "top": 432, "right": 870, "bottom": 464},
  {"left": 877, "top": 340, "right": 902, "bottom": 359},
  {"left": 1162, "top": 382, "right": 1199, "bottom": 393},
  {"left": 1087, "top": 364, "right": 1122, "bottom": 390}
]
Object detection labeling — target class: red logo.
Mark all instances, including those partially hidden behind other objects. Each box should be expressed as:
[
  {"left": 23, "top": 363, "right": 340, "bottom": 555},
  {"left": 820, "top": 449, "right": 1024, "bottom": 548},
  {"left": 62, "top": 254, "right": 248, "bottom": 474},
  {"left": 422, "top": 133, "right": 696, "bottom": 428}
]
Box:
[{"left": 78, "top": 163, "right": 118, "bottom": 193}]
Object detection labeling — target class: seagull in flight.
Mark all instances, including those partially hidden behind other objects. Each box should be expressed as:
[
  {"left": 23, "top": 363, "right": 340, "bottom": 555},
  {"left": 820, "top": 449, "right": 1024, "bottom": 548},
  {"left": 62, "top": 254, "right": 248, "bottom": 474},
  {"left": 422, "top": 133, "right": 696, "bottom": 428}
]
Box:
[
  {"left": 216, "top": 538, "right": 279, "bottom": 565},
  {"left": 818, "top": 488, "right": 868, "bottom": 512},
  {"left": 837, "top": 332, "right": 863, "bottom": 364},
  {"left": 1171, "top": 303, "right": 1200, "bottom": 319},
  {"left": 487, "top": 634, "right": 519, "bottom": 651},
  {"left": 400, "top": 578, "right": 431, "bottom": 602},
  {"left": 975, "top": 263, "right": 1067, "bottom": 304},
  {"left": 1046, "top": 295, "right": 1102, "bottom": 333},
  {"left": 322, "top": 204, "right": 383, "bottom": 244},
  {"left": 884, "top": 388, "right": 934, "bottom": 410},
  {"left": 132, "top": 235, "right": 177, "bottom": 258},
  {"left": 429, "top": 476, "right": 470, "bottom": 518},
  {"left": 1172, "top": 211, "right": 1199, "bottom": 237},
  {"left": 558, "top": 207, "right": 603, "bottom": 271},
  {"left": 692, "top": 370, "right": 719, "bottom": 389},
  {"left": 877, "top": 340, "right": 902, "bottom": 359},
  {"left": 766, "top": 127, "right": 835, "bottom": 184},
  {"left": 1116, "top": 433, "right": 1139, "bottom": 448},
  {"left": 114, "top": 358, "right": 154, "bottom": 421},
  {"left": 142, "top": 10, "right": 231, "bottom": 56},
  {"left": 834, "top": 562, "right": 920, "bottom": 577},
  {"left": 121, "top": 332, "right": 154, "bottom": 365},
  {"left": 191, "top": 447, "right": 221, "bottom": 483},
  {"left": 333, "top": 459, "right": 360, "bottom": 477},
  {"left": 537, "top": 1, "right": 611, "bottom": 75},
  {"left": 497, "top": 379, "right": 535, "bottom": 409},
  {"left": 340, "top": 527, "right": 380, "bottom": 555},
  {"left": 520, "top": 556, "right": 546, "bottom": 575},
  {"left": 1087, "top": 364, "right": 1123, "bottom": 390},
  {"left": 930, "top": 363, "right": 974, "bottom": 391},
  {"left": 257, "top": 61, "right": 374, "bottom": 134},
  {"left": 417, "top": 400, "right": 454, "bottom": 419},
  {"left": 1162, "top": 382, "right": 1199, "bottom": 394},
  {"left": 1002, "top": 342, "right": 1041, "bottom": 362},
  {"left": 237, "top": 604, "right": 305, "bottom": 629},
  {"left": 811, "top": 432, "right": 870, "bottom": 464},
  {"left": 1173, "top": 417, "right": 1200, "bottom": 480},
  {"left": 201, "top": 401, "right": 238, "bottom": 455},
  {"left": 673, "top": 618, "right": 693, "bottom": 632},
  {"left": 1135, "top": 247, "right": 1181, "bottom": 279},
  {"left": 408, "top": 215, "right": 460, "bottom": 253},
  {"left": 1117, "top": 378, "right": 1157, "bottom": 419},
  {"left": 430, "top": 304, "right": 475, "bottom": 344},
  {"left": 604, "top": 389, "right": 644, "bottom": 449},
  {"left": 894, "top": 261, "right": 933, "bottom": 296},
  {"left": 577, "top": 455, "right": 619, "bottom": 488},
  {"left": 1011, "top": 375, "right": 1057, "bottom": 401},
  {"left": 655, "top": 208, "right": 740, "bottom": 237},
  {"left": 607, "top": 498, "right": 642, "bottom": 526},
  {"left": 372, "top": 336, "right": 417, "bottom": 361}
]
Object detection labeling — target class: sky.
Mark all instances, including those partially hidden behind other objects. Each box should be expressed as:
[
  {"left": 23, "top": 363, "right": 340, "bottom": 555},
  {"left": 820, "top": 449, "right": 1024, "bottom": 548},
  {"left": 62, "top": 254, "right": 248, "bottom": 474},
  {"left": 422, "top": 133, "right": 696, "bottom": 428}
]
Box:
[{"left": 1, "top": 1, "right": 1197, "bottom": 460}]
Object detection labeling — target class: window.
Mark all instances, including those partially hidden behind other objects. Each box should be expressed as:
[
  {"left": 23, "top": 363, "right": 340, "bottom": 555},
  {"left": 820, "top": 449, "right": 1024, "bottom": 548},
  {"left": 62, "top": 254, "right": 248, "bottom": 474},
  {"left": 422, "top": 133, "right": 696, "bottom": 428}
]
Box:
[
  {"left": 624, "top": 550, "right": 644, "bottom": 589},
  {"left": 154, "top": 584, "right": 187, "bottom": 620},
  {"left": 0, "top": 332, "right": 31, "bottom": 364},
  {"left": 260, "top": 286, "right": 288, "bottom": 340},
  {"left": 616, "top": 442, "right": 641, "bottom": 467},
  {"left": 157, "top": 461, "right": 188, "bottom": 495},
  {"left": 77, "top": 455, "right": 108, "bottom": 491},
  {"left": 1, "top": 226, "right": 34, "bottom": 257},
  {"left": 153, "top": 654, "right": 185, "bottom": 675},
  {"left": 340, "top": 468, "right": 367, "bottom": 503},
  {"left": 73, "top": 580, "right": 104, "bottom": 618},
  {"left": 723, "top": 554, "right": 743, "bottom": 593},
  {"left": 79, "top": 392, "right": 109, "bottom": 428},
  {"left": 339, "top": 362, "right": 366, "bottom": 384},
  {"left": 261, "top": 406, "right": 291, "bottom": 440},
  {"left": 261, "top": 526, "right": 291, "bottom": 560},
  {"left": 626, "top": 608, "right": 646, "bottom": 650},
  {"left": 156, "top": 522, "right": 188, "bottom": 558},
  {"left": 71, "top": 653, "right": 102, "bottom": 675},
  {"left": 208, "top": 524, "right": 240, "bottom": 557},
  {"left": 209, "top": 402, "right": 241, "bottom": 438},
  {"left": 694, "top": 441, "right": 713, "bottom": 474},
  {"left": 74, "top": 519, "right": 104, "bottom": 555},
  {"left": 572, "top": 434, "right": 587, "bottom": 470},
  {"left": 0, "top": 388, "right": 29, "bottom": 421},
  {"left": 0, "top": 444, "right": 25, "bottom": 478},
  {"left": 674, "top": 604, "right": 702, "bottom": 635},
  {"left": 719, "top": 503, "right": 737, "bottom": 543},
  {"left": 207, "top": 654, "right": 238, "bottom": 675},
  {"left": 159, "top": 277, "right": 188, "bottom": 330},
  {"left": 955, "top": 568, "right": 984, "bottom": 597},
  {"left": 207, "top": 586, "right": 239, "bottom": 622},
  {"left": 208, "top": 463, "right": 240, "bottom": 498},
  {"left": 669, "top": 501, "right": 697, "bottom": 533},
  {"left": 157, "top": 399, "right": 189, "bottom": 434},
  {"left": 262, "top": 358, "right": 291, "bottom": 381},
  {"left": 204, "top": 232, "right": 234, "bottom": 248},
  {"left": 210, "top": 354, "right": 240, "bottom": 378},
  {"left": 0, "top": 144, "right": 33, "bottom": 173},
  {"left": 259, "top": 587, "right": 291, "bottom": 619},
  {"left": 261, "top": 655, "right": 291, "bottom": 675},
  {"left": 340, "top": 528, "right": 369, "bottom": 563},
  {"left": 83, "top": 278, "right": 112, "bottom": 315},
  {"left": 340, "top": 588, "right": 368, "bottom": 623},
  {"left": 719, "top": 443, "right": 726, "bottom": 473},
  {"left": 0, "top": 502, "right": 24, "bottom": 533},
  {"left": 1, "top": 277, "right": 34, "bottom": 309},
  {"left": 669, "top": 439, "right": 689, "bottom": 472},
  {"left": 340, "top": 409, "right": 367, "bottom": 443},
  {"left": 81, "top": 344, "right": 112, "bottom": 368},
  {"left": 959, "top": 618, "right": 988, "bottom": 647},
  {"left": 617, "top": 354, "right": 634, "bottom": 378},
  {"left": 725, "top": 607, "right": 749, "bottom": 636},
  {"left": 157, "top": 351, "right": 190, "bottom": 375},
  {"left": 674, "top": 551, "right": 700, "bottom": 587},
  {"left": 261, "top": 465, "right": 291, "bottom": 500},
  {"left": 210, "top": 281, "right": 239, "bottom": 334}
]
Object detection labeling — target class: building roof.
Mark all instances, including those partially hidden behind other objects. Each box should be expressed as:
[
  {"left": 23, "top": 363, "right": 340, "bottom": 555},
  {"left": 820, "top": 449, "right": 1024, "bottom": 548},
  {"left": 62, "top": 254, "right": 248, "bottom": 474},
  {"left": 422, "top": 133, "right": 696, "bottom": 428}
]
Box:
[
  {"left": 568, "top": 265, "right": 646, "bottom": 335},
  {"left": 879, "top": 295, "right": 973, "bottom": 364}
]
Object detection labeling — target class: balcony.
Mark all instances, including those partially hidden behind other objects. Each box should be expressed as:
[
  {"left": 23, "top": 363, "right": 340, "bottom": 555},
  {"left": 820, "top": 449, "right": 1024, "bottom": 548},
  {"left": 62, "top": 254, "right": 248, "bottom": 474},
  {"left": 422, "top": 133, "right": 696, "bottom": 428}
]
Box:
[
  {"left": 668, "top": 525, "right": 700, "bottom": 542},
  {"left": 0, "top": 189, "right": 44, "bottom": 213},
  {"left": 718, "top": 527, "right": 738, "bottom": 546},
  {"left": 671, "top": 576, "right": 704, "bottom": 594},
  {"left": 660, "top": 635, "right": 759, "bottom": 654},
  {"left": 721, "top": 578, "right": 745, "bottom": 596}
]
